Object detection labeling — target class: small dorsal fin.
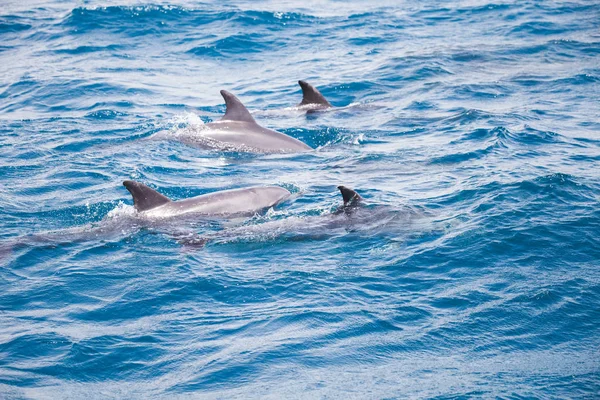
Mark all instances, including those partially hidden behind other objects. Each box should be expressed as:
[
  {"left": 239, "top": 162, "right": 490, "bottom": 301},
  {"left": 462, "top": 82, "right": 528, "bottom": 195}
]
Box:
[
  {"left": 337, "top": 185, "right": 362, "bottom": 207},
  {"left": 220, "top": 90, "right": 256, "bottom": 123},
  {"left": 123, "top": 180, "right": 171, "bottom": 212},
  {"left": 298, "top": 80, "right": 332, "bottom": 107}
]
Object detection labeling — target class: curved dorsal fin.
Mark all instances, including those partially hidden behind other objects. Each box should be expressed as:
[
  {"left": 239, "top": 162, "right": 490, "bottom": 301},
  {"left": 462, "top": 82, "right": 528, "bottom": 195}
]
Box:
[
  {"left": 337, "top": 185, "right": 362, "bottom": 207},
  {"left": 123, "top": 180, "right": 171, "bottom": 212},
  {"left": 298, "top": 80, "right": 332, "bottom": 107},
  {"left": 220, "top": 90, "right": 255, "bottom": 123}
]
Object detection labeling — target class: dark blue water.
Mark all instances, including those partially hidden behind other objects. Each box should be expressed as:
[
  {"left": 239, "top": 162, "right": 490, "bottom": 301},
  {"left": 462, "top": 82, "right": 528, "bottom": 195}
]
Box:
[{"left": 1, "top": 1, "right": 599, "bottom": 397}]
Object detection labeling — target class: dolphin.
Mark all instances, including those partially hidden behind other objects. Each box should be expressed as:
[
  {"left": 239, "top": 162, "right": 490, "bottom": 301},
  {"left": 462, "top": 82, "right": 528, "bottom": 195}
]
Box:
[
  {"left": 180, "top": 185, "right": 429, "bottom": 248},
  {"left": 294, "top": 80, "right": 385, "bottom": 115},
  {"left": 0, "top": 181, "right": 293, "bottom": 257},
  {"left": 122, "top": 180, "right": 291, "bottom": 218},
  {"left": 336, "top": 185, "right": 363, "bottom": 209},
  {"left": 164, "top": 90, "right": 312, "bottom": 153},
  {"left": 297, "top": 80, "right": 333, "bottom": 112}
]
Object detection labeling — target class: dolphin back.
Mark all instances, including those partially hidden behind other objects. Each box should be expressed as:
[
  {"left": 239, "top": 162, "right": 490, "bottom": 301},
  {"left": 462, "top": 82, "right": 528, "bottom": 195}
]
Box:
[
  {"left": 298, "top": 80, "right": 332, "bottom": 107},
  {"left": 123, "top": 181, "right": 171, "bottom": 212},
  {"left": 220, "top": 90, "right": 256, "bottom": 123},
  {"left": 338, "top": 186, "right": 362, "bottom": 207}
]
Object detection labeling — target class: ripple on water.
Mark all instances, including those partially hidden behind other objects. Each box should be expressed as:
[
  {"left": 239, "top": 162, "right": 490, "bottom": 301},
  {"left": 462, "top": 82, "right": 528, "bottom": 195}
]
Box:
[{"left": 1, "top": 0, "right": 600, "bottom": 398}]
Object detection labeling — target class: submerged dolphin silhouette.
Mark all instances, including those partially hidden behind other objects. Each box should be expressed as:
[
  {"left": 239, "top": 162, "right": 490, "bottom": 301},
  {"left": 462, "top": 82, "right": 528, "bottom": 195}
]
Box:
[
  {"left": 180, "top": 185, "right": 427, "bottom": 248},
  {"left": 165, "top": 90, "right": 312, "bottom": 153},
  {"left": 123, "top": 180, "right": 291, "bottom": 218}
]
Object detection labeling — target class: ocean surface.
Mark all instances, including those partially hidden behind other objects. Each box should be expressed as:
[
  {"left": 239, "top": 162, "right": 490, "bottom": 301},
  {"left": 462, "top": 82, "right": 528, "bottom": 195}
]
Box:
[{"left": 1, "top": 0, "right": 599, "bottom": 398}]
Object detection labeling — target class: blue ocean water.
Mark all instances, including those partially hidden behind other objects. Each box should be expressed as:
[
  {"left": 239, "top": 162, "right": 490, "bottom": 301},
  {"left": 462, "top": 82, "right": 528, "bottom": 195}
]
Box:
[{"left": 1, "top": 0, "right": 600, "bottom": 397}]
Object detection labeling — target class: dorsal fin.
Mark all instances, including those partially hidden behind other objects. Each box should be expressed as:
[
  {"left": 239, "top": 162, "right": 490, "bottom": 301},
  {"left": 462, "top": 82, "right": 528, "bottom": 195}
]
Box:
[
  {"left": 123, "top": 180, "right": 171, "bottom": 212},
  {"left": 219, "top": 90, "right": 255, "bottom": 123},
  {"left": 337, "top": 186, "right": 363, "bottom": 207},
  {"left": 298, "top": 80, "right": 332, "bottom": 107}
]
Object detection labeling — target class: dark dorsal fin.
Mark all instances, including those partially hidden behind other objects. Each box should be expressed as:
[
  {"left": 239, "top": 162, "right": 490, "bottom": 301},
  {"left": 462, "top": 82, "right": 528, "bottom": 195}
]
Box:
[
  {"left": 337, "top": 186, "right": 363, "bottom": 207},
  {"left": 220, "top": 90, "right": 256, "bottom": 123},
  {"left": 123, "top": 180, "right": 171, "bottom": 212},
  {"left": 298, "top": 80, "right": 332, "bottom": 107}
]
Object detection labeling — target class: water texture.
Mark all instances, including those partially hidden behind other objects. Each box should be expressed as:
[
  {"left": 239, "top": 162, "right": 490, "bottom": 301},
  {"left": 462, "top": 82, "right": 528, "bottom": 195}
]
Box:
[{"left": 1, "top": 0, "right": 599, "bottom": 398}]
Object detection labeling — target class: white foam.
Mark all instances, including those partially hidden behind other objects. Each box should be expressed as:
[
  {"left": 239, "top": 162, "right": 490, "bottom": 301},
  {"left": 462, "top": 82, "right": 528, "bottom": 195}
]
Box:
[
  {"left": 106, "top": 201, "right": 136, "bottom": 219},
  {"left": 150, "top": 112, "right": 206, "bottom": 141},
  {"left": 170, "top": 112, "right": 205, "bottom": 128}
]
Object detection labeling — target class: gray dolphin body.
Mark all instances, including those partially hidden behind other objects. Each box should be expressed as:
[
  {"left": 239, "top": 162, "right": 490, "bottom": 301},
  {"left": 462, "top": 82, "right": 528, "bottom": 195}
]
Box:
[
  {"left": 123, "top": 180, "right": 291, "bottom": 218},
  {"left": 177, "top": 90, "right": 312, "bottom": 153},
  {"left": 0, "top": 182, "right": 291, "bottom": 258}
]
